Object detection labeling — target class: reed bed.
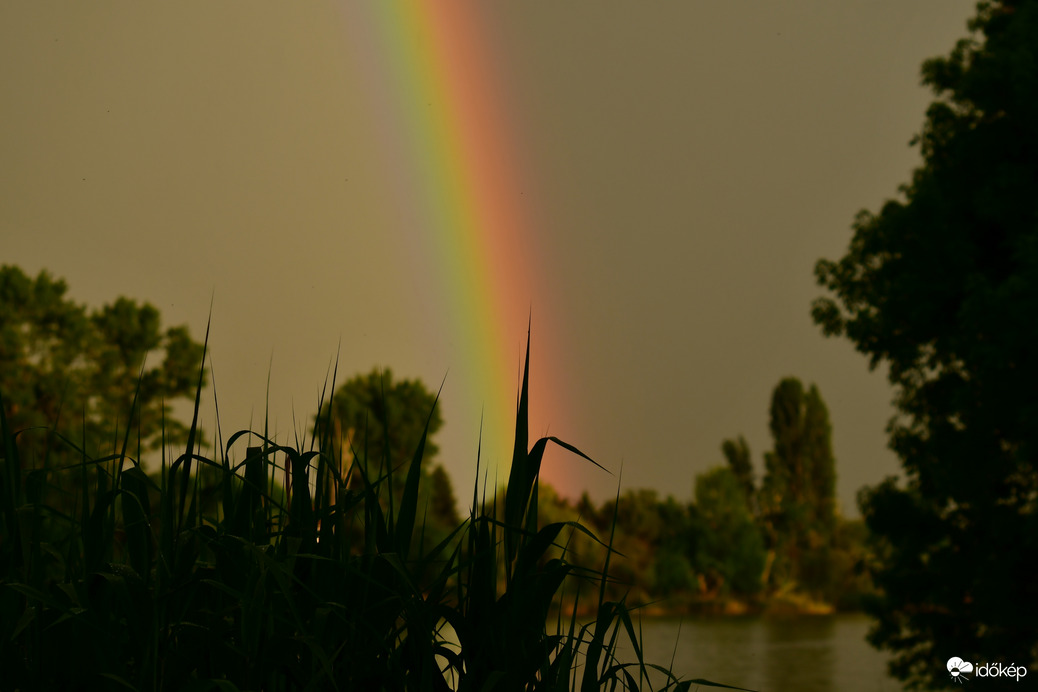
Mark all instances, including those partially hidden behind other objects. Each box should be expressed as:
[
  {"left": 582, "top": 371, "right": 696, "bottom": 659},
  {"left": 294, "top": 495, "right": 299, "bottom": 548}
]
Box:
[{"left": 0, "top": 331, "right": 746, "bottom": 691}]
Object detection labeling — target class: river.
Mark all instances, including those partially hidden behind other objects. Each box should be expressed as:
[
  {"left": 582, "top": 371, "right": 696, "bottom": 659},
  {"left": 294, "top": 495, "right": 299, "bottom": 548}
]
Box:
[{"left": 611, "top": 613, "right": 901, "bottom": 692}]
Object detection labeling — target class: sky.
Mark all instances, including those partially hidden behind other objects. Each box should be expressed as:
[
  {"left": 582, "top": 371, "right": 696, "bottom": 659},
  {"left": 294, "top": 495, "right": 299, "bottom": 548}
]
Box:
[{"left": 1, "top": 1, "right": 979, "bottom": 517}]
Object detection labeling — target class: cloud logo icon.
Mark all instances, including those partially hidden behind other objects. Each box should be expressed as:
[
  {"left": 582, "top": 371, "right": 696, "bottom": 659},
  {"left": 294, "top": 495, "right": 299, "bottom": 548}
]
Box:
[{"left": 947, "top": 657, "right": 974, "bottom": 683}]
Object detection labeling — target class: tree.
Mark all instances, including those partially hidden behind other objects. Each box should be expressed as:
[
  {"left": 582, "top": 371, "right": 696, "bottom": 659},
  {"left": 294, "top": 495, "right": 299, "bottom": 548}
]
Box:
[
  {"left": 758, "top": 378, "right": 837, "bottom": 591},
  {"left": 812, "top": 2, "right": 1038, "bottom": 686},
  {"left": 613, "top": 488, "right": 664, "bottom": 542},
  {"left": 318, "top": 368, "right": 441, "bottom": 473},
  {"left": 316, "top": 368, "right": 457, "bottom": 526},
  {"left": 652, "top": 496, "right": 697, "bottom": 596},
  {"left": 721, "top": 435, "right": 755, "bottom": 508},
  {"left": 692, "top": 467, "right": 766, "bottom": 596},
  {"left": 0, "top": 265, "right": 205, "bottom": 458},
  {"left": 428, "top": 464, "right": 460, "bottom": 527}
]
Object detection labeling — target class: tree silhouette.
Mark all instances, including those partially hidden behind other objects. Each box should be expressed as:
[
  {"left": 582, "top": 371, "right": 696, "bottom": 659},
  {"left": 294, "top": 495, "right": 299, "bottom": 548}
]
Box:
[
  {"left": 316, "top": 368, "right": 457, "bottom": 530},
  {"left": 721, "top": 435, "right": 755, "bottom": 507},
  {"left": 758, "top": 378, "right": 837, "bottom": 592},
  {"left": 0, "top": 264, "right": 205, "bottom": 459},
  {"left": 812, "top": 1, "right": 1038, "bottom": 686}
]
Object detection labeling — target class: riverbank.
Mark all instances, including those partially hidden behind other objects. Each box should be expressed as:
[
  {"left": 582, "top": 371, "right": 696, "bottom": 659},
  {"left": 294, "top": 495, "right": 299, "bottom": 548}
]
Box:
[{"left": 553, "top": 589, "right": 842, "bottom": 619}]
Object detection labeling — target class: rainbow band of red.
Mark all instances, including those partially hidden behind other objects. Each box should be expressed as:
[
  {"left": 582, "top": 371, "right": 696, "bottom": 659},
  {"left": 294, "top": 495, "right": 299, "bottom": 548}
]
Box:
[{"left": 336, "top": 3, "right": 573, "bottom": 481}]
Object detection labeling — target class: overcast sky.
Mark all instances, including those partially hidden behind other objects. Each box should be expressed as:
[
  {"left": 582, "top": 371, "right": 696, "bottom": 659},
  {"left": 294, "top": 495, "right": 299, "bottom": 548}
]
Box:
[{"left": 2, "top": 1, "right": 978, "bottom": 516}]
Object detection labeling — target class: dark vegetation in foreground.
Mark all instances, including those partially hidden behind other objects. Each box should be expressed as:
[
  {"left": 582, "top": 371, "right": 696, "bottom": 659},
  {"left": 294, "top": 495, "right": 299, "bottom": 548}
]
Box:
[{"left": 0, "top": 326, "right": 753, "bottom": 691}]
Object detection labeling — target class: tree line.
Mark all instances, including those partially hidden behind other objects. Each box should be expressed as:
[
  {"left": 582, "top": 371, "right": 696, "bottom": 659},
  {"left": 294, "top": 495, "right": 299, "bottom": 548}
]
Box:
[
  {"left": 527, "top": 377, "right": 872, "bottom": 615},
  {"left": 0, "top": 263, "right": 866, "bottom": 614}
]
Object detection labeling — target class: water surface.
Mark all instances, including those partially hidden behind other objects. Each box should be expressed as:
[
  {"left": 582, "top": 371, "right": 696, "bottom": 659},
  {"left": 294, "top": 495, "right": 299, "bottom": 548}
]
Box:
[{"left": 615, "top": 614, "right": 899, "bottom": 692}]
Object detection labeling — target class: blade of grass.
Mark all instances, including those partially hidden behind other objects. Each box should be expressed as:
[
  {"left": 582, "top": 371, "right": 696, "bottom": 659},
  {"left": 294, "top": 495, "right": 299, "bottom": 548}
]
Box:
[{"left": 395, "top": 376, "right": 444, "bottom": 562}]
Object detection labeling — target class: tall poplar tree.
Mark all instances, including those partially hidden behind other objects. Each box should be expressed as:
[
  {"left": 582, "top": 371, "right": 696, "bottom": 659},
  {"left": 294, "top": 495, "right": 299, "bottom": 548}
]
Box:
[
  {"left": 721, "top": 435, "right": 755, "bottom": 507},
  {"left": 812, "top": 1, "right": 1038, "bottom": 686},
  {"left": 758, "top": 378, "right": 837, "bottom": 591}
]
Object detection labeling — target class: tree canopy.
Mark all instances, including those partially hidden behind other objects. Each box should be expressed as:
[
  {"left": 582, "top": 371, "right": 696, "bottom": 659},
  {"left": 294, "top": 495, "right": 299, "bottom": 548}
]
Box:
[
  {"left": 812, "top": 1, "right": 1038, "bottom": 687},
  {"left": 317, "top": 368, "right": 443, "bottom": 479},
  {"left": 721, "top": 434, "right": 754, "bottom": 506},
  {"left": 693, "top": 467, "right": 766, "bottom": 597},
  {"left": 316, "top": 368, "right": 458, "bottom": 529},
  {"left": 0, "top": 265, "right": 205, "bottom": 458},
  {"left": 754, "top": 378, "right": 837, "bottom": 593}
]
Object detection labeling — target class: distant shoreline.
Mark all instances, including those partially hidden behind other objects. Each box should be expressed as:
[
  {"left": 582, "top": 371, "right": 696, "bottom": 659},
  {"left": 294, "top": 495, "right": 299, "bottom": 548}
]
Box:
[{"left": 552, "top": 592, "right": 849, "bottom": 620}]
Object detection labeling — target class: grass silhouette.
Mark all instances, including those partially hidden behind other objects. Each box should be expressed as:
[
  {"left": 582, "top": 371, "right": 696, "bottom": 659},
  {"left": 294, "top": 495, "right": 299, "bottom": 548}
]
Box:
[{"left": 0, "top": 327, "right": 750, "bottom": 691}]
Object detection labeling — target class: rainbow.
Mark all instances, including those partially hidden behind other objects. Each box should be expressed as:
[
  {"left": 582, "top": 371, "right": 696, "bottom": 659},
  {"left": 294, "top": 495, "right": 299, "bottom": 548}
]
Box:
[{"left": 335, "top": 3, "right": 583, "bottom": 494}]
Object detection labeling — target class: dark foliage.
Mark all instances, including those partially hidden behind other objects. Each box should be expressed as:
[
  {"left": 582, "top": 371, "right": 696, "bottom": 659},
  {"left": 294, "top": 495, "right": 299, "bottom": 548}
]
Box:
[
  {"left": 0, "top": 328, "right": 730, "bottom": 691},
  {"left": 813, "top": 1, "right": 1038, "bottom": 687}
]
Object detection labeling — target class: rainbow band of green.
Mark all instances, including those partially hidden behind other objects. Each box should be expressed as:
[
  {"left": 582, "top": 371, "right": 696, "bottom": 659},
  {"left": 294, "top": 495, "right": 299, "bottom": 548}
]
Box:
[{"left": 336, "top": 2, "right": 564, "bottom": 479}]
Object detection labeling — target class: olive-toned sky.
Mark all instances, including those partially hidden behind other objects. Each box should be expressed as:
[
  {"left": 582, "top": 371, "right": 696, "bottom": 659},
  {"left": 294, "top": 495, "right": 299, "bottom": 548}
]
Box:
[{"left": 2, "top": 1, "right": 977, "bottom": 516}]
